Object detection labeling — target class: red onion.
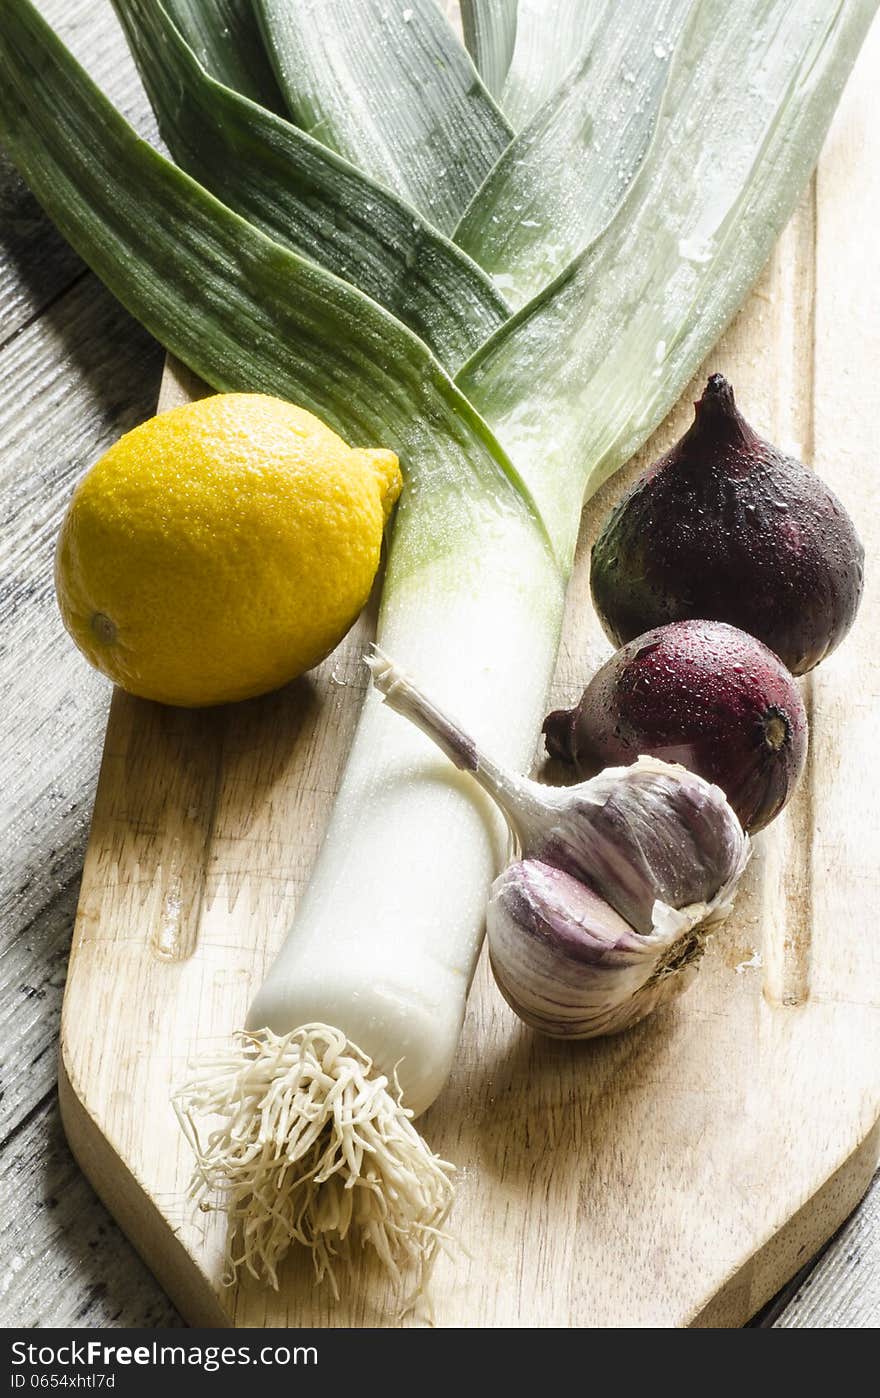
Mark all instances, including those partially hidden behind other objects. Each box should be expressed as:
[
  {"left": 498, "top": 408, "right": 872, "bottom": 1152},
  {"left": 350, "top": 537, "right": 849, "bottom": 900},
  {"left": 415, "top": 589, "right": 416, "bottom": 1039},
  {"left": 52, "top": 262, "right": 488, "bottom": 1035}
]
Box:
[
  {"left": 544, "top": 619, "right": 808, "bottom": 833},
  {"left": 590, "top": 374, "right": 864, "bottom": 675}
]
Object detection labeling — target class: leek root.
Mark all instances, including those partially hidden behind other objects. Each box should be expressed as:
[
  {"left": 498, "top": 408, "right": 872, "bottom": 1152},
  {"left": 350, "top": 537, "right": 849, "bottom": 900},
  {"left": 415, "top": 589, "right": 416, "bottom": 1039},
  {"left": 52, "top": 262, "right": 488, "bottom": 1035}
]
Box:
[{"left": 175, "top": 1026, "right": 454, "bottom": 1293}]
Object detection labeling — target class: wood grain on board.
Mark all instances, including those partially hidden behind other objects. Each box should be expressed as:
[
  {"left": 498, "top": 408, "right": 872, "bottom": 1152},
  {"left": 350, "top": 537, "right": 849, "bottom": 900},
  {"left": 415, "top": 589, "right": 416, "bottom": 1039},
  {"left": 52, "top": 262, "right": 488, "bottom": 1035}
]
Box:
[{"left": 56, "top": 15, "right": 880, "bottom": 1328}]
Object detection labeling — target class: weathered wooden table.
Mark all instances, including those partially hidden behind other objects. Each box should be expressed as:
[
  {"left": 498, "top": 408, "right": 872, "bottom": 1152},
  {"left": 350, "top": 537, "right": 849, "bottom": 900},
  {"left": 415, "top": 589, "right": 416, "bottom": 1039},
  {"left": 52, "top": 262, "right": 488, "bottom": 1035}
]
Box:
[{"left": 1, "top": 0, "right": 877, "bottom": 1329}]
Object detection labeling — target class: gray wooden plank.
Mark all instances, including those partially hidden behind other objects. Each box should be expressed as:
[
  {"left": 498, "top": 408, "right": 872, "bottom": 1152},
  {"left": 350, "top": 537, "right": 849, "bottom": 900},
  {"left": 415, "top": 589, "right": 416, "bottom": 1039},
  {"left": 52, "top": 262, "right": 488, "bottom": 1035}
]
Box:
[
  {"left": 0, "top": 881, "right": 79, "bottom": 1146},
  {"left": 0, "top": 0, "right": 161, "bottom": 347},
  {"left": 0, "top": 1096, "right": 181, "bottom": 1328},
  {"left": 0, "top": 279, "right": 170, "bottom": 1323},
  {"left": 0, "top": 156, "right": 83, "bottom": 350},
  {"left": 0, "top": 275, "right": 162, "bottom": 1131},
  {"left": 0, "top": 0, "right": 177, "bottom": 1331},
  {"left": 770, "top": 1172, "right": 880, "bottom": 1328}
]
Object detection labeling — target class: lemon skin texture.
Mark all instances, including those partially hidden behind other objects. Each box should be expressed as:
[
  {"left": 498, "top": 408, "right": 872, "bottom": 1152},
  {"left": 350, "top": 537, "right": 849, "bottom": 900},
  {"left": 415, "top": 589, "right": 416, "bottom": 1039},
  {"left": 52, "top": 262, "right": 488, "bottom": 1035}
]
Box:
[{"left": 54, "top": 394, "right": 401, "bottom": 706}]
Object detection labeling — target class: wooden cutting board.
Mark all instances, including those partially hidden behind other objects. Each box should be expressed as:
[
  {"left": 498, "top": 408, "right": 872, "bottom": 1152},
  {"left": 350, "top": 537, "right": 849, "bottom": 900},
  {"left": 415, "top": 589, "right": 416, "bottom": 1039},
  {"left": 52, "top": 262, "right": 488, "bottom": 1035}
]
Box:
[{"left": 58, "top": 29, "right": 880, "bottom": 1328}]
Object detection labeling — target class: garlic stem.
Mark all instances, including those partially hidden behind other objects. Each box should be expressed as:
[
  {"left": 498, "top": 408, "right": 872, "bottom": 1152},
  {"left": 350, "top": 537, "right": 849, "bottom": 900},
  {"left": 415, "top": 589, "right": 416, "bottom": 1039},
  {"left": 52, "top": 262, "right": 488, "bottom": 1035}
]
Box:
[{"left": 366, "top": 645, "right": 550, "bottom": 842}]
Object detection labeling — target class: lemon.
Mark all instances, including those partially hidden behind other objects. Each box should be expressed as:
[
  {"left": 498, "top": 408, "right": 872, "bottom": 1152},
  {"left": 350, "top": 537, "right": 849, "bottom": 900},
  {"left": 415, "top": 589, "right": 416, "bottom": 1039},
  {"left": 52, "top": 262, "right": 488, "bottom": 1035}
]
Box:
[{"left": 55, "top": 393, "right": 402, "bottom": 706}]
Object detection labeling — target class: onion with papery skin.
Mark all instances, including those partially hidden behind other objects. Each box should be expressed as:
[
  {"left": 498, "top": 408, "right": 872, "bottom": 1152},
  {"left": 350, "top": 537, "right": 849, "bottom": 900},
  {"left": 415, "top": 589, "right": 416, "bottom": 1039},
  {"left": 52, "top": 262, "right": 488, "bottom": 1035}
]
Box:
[
  {"left": 544, "top": 620, "right": 808, "bottom": 833},
  {"left": 590, "top": 375, "right": 864, "bottom": 675},
  {"left": 369, "top": 649, "right": 749, "bottom": 1041}
]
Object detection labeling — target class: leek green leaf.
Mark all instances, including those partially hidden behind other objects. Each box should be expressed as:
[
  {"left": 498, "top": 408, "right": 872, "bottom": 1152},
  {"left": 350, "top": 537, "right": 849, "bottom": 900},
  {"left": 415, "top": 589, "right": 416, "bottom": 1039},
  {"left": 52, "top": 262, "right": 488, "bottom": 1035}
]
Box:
[
  {"left": 460, "top": 0, "right": 518, "bottom": 101},
  {"left": 500, "top": 0, "right": 604, "bottom": 130},
  {"left": 112, "top": 0, "right": 507, "bottom": 372},
  {"left": 459, "top": 0, "right": 879, "bottom": 566},
  {"left": 160, "top": 0, "right": 285, "bottom": 112},
  {"left": 254, "top": 0, "right": 512, "bottom": 234},
  {"left": 456, "top": 0, "right": 691, "bottom": 307}
]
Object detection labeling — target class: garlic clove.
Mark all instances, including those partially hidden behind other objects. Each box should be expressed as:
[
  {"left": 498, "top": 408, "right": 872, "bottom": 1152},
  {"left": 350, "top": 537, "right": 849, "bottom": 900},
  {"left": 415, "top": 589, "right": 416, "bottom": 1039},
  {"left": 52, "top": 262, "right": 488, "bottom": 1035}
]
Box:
[
  {"left": 367, "top": 648, "right": 746, "bottom": 938},
  {"left": 488, "top": 860, "right": 650, "bottom": 1037},
  {"left": 489, "top": 851, "right": 748, "bottom": 1040},
  {"left": 525, "top": 756, "right": 747, "bottom": 935}
]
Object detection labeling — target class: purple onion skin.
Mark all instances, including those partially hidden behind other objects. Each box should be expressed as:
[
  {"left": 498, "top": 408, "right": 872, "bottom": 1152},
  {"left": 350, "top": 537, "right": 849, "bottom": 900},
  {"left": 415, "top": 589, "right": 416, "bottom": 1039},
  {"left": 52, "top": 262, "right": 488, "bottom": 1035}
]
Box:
[
  {"left": 590, "top": 375, "right": 864, "bottom": 675},
  {"left": 544, "top": 620, "right": 807, "bottom": 833}
]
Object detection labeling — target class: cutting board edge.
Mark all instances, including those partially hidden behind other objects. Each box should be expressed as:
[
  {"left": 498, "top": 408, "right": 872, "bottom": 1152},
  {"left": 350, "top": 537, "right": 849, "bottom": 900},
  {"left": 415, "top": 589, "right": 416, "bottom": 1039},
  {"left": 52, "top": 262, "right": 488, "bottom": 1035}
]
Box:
[
  {"left": 688, "top": 1118, "right": 880, "bottom": 1327},
  {"left": 58, "top": 1040, "right": 880, "bottom": 1329},
  {"left": 58, "top": 1051, "right": 229, "bottom": 1329}
]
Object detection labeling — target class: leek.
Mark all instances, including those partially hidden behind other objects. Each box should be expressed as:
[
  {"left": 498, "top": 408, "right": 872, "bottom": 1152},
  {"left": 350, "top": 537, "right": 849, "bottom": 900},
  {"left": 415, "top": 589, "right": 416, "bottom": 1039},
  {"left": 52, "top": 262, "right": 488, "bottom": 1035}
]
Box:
[
  {"left": 0, "top": 0, "right": 562, "bottom": 1289},
  {"left": 254, "top": 0, "right": 512, "bottom": 232},
  {"left": 460, "top": 0, "right": 518, "bottom": 100},
  {"left": 112, "top": 0, "right": 508, "bottom": 371},
  {"left": 3, "top": 0, "right": 875, "bottom": 1294},
  {"left": 161, "top": 0, "right": 285, "bottom": 111}
]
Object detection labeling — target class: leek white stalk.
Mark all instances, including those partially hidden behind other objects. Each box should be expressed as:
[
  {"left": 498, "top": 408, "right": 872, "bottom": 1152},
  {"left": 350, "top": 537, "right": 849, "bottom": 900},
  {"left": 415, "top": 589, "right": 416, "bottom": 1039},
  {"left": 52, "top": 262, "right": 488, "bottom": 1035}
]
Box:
[{"left": 178, "top": 532, "right": 565, "bottom": 1289}]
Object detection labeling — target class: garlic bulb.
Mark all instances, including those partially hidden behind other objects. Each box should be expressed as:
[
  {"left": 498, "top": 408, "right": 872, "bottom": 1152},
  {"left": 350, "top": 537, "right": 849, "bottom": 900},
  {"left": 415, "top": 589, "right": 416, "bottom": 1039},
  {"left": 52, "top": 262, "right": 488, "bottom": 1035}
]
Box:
[
  {"left": 368, "top": 648, "right": 749, "bottom": 1039},
  {"left": 489, "top": 856, "right": 743, "bottom": 1038}
]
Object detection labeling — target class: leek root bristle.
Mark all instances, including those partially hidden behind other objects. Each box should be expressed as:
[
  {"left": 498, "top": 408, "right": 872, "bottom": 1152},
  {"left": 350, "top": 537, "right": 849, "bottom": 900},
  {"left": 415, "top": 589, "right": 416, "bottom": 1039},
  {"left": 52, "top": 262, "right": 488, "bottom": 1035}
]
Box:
[{"left": 174, "top": 1024, "right": 455, "bottom": 1297}]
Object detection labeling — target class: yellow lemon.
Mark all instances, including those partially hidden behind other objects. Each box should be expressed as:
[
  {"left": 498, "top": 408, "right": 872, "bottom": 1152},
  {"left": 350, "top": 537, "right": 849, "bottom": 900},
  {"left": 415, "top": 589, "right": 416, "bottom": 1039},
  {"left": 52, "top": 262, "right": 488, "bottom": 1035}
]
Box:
[{"left": 55, "top": 393, "right": 402, "bottom": 706}]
